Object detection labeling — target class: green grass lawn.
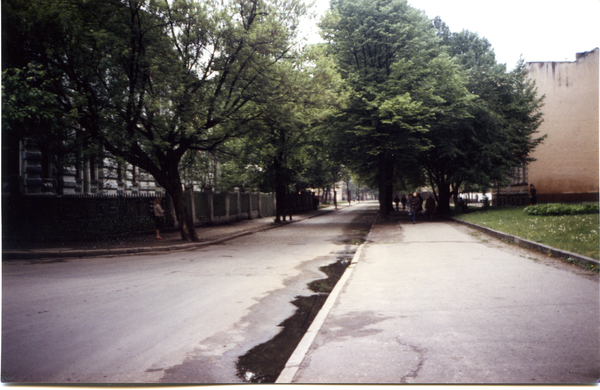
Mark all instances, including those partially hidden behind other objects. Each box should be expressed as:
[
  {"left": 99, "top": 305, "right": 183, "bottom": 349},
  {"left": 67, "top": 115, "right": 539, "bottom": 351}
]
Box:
[{"left": 454, "top": 206, "right": 599, "bottom": 260}]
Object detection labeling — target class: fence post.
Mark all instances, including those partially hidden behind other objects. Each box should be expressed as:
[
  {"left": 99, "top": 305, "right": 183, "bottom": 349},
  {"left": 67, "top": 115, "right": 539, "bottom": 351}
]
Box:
[
  {"left": 234, "top": 187, "right": 241, "bottom": 221},
  {"left": 245, "top": 188, "right": 253, "bottom": 220},
  {"left": 206, "top": 187, "right": 214, "bottom": 223},
  {"left": 225, "top": 191, "right": 231, "bottom": 222},
  {"left": 185, "top": 185, "right": 197, "bottom": 226},
  {"left": 257, "top": 192, "right": 262, "bottom": 218}
]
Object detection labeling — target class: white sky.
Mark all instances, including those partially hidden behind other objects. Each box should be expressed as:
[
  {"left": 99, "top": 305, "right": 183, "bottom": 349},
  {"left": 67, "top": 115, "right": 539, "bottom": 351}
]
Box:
[{"left": 300, "top": 0, "right": 600, "bottom": 69}]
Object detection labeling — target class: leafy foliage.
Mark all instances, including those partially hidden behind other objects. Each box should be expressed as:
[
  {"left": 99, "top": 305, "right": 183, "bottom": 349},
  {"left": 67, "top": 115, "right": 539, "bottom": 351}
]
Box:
[
  {"left": 3, "top": 0, "right": 549, "bottom": 237},
  {"left": 320, "top": 0, "right": 468, "bottom": 216},
  {"left": 421, "top": 20, "right": 545, "bottom": 213},
  {"left": 524, "top": 203, "right": 599, "bottom": 216},
  {"left": 3, "top": 0, "right": 311, "bottom": 240}
]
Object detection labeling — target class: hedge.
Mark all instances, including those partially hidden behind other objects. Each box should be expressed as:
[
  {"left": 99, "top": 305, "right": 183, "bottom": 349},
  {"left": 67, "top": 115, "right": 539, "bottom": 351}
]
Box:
[{"left": 523, "top": 203, "right": 599, "bottom": 216}]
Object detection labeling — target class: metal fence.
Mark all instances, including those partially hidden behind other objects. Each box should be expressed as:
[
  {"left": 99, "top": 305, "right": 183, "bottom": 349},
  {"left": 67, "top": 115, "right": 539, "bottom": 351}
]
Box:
[
  {"left": 2, "top": 194, "right": 157, "bottom": 242},
  {"left": 3, "top": 190, "right": 315, "bottom": 242}
]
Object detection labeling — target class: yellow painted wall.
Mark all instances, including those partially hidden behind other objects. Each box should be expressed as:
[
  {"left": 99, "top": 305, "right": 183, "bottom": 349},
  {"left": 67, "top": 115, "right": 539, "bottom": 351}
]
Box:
[{"left": 526, "top": 48, "right": 599, "bottom": 200}]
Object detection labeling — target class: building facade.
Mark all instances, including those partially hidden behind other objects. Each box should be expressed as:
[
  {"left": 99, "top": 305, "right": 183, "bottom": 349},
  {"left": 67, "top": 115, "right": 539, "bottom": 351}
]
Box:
[
  {"left": 494, "top": 48, "right": 599, "bottom": 205},
  {"left": 15, "top": 139, "right": 162, "bottom": 196}
]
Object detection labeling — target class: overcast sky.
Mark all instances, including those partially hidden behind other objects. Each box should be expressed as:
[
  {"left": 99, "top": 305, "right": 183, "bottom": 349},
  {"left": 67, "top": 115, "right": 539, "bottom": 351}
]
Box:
[{"left": 300, "top": 0, "right": 599, "bottom": 70}]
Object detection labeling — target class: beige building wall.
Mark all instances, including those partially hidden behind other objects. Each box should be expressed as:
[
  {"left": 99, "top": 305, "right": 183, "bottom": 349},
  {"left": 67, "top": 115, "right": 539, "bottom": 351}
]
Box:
[{"left": 526, "top": 48, "right": 599, "bottom": 202}]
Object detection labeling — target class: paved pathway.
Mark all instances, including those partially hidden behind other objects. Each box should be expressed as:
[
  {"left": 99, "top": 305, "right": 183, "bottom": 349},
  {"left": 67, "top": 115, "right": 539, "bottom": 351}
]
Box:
[{"left": 280, "top": 213, "right": 599, "bottom": 384}]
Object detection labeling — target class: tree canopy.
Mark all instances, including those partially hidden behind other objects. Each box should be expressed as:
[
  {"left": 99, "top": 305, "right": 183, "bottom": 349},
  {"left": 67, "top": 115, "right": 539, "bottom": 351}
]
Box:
[
  {"left": 3, "top": 0, "right": 545, "bottom": 239},
  {"left": 420, "top": 20, "right": 545, "bottom": 212},
  {"left": 319, "top": 0, "right": 544, "bottom": 215},
  {"left": 320, "top": 0, "right": 474, "bottom": 216},
  {"left": 3, "top": 0, "right": 315, "bottom": 240}
]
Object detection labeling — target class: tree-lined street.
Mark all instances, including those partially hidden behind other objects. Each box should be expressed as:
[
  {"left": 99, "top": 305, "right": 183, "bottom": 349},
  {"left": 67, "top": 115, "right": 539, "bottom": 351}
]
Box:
[
  {"left": 3, "top": 0, "right": 545, "bottom": 228},
  {"left": 2, "top": 0, "right": 596, "bottom": 385}
]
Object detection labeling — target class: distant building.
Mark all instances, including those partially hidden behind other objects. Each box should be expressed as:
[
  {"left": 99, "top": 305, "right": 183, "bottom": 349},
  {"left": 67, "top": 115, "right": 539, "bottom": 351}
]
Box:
[
  {"left": 11, "top": 139, "right": 163, "bottom": 196},
  {"left": 494, "top": 48, "right": 599, "bottom": 205}
]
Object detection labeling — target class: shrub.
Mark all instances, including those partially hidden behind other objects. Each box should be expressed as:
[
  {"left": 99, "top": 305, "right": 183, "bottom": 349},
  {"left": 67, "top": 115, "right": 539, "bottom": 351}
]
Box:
[{"left": 524, "top": 203, "right": 599, "bottom": 216}]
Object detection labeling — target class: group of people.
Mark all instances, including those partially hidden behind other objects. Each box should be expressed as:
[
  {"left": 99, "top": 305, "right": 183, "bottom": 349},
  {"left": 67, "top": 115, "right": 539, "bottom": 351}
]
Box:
[{"left": 394, "top": 192, "right": 436, "bottom": 224}]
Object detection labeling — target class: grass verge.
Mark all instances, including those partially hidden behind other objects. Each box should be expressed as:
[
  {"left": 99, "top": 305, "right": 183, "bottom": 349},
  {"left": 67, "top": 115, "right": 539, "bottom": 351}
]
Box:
[{"left": 454, "top": 206, "right": 599, "bottom": 260}]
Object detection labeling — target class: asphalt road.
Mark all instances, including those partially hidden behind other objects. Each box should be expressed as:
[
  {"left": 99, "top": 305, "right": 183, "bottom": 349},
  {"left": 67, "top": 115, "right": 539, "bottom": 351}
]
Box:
[{"left": 1, "top": 202, "right": 377, "bottom": 383}]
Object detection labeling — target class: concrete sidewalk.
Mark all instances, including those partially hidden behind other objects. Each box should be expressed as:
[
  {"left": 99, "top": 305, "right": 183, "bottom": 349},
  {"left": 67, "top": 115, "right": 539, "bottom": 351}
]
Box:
[
  {"left": 278, "top": 212, "right": 600, "bottom": 384},
  {"left": 2, "top": 206, "right": 342, "bottom": 260}
]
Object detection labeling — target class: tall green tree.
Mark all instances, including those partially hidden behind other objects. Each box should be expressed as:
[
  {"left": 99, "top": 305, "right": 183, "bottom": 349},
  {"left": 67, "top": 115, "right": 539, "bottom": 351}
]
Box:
[
  {"left": 320, "top": 0, "right": 470, "bottom": 217},
  {"left": 215, "top": 44, "right": 342, "bottom": 221},
  {"left": 421, "top": 23, "right": 545, "bottom": 213},
  {"left": 3, "top": 0, "right": 309, "bottom": 241}
]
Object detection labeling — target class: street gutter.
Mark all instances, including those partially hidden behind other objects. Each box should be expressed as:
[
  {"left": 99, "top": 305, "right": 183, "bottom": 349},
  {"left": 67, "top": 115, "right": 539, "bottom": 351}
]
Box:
[{"left": 275, "top": 212, "right": 379, "bottom": 383}]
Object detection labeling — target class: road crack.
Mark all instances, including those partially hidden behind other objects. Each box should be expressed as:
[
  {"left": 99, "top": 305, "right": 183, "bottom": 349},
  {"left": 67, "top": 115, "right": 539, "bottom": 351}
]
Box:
[{"left": 396, "top": 338, "right": 427, "bottom": 383}]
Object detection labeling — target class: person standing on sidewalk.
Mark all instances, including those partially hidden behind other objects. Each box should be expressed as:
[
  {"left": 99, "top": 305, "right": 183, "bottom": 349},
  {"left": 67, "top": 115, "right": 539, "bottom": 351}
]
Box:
[
  {"left": 401, "top": 194, "right": 407, "bottom": 210},
  {"left": 394, "top": 194, "right": 400, "bottom": 211},
  {"left": 425, "top": 194, "right": 436, "bottom": 220},
  {"left": 529, "top": 184, "right": 538, "bottom": 205},
  {"left": 154, "top": 197, "right": 165, "bottom": 240},
  {"left": 409, "top": 192, "right": 420, "bottom": 224}
]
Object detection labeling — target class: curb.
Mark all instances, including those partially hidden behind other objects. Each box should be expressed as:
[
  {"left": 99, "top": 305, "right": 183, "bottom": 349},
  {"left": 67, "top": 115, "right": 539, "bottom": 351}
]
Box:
[
  {"left": 451, "top": 217, "right": 600, "bottom": 268},
  {"left": 275, "top": 211, "right": 378, "bottom": 383},
  {"left": 2, "top": 207, "right": 344, "bottom": 261}
]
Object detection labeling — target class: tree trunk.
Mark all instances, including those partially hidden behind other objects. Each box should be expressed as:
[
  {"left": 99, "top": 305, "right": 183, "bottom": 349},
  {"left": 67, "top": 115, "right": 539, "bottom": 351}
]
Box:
[
  {"left": 378, "top": 153, "right": 395, "bottom": 218},
  {"left": 437, "top": 181, "right": 452, "bottom": 214},
  {"left": 287, "top": 186, "right": 293, "bottom": 220},
  {"left": 333, "top": 189, "right": 337, "bottom": 209},
  {"left": 386, "top": 164, "right": 394, "bottom": 215},
  {"left": 167, "top": 185, "right": 198, "bottom": 241},
  {"left": 274, "top": 158, "right": 286, "bottom": 223},
  {"left": 156, "top": 162, "right": 198, "bottom": 241},
  {"left": 275, "top": 183, "right": 284, "bottom": 223},
  {"left": 452, "top": 186, "right": 459, "bottom": 212},
  {"left": 451, "top": 180, "right": 463, "bottom": 211},
  {"left": 346, "top": 177, "right": 351, "bottom": 205}
]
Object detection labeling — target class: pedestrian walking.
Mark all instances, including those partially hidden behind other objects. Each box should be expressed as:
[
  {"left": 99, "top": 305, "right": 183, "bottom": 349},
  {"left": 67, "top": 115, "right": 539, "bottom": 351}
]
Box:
[
  {"left": 529, "top": 184, "right": 538, "bottom": 205},
  {"left": 425, "top": 195, "right": 436, "bottom": 220},
  {"left": 394, "top": 194, "right": 400, "bottom": 211},
  {"left": 409, "top": 192, "right": 420, "bottom": 224},
  {"left": 154, "top": 197, "right": 165, "bottom": 240},
  {"left": 401, "top": 194, "right": 407, "bottom": 211}
]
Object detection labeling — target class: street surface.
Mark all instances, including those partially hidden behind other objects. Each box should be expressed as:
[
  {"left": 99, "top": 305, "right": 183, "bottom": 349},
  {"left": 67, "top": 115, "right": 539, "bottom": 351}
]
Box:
[
  {"left": 3, "top": 201, "right": 599, "bottom": 384},
  {"left": 290, "top": 214, "right": 599, "bottom": 384},
  {"left": 2, "top": 202, "right": 376, "bottom": 383}
]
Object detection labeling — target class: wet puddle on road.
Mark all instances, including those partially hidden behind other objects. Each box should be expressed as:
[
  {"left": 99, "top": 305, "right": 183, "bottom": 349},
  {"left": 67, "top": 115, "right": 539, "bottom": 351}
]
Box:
[{"left": 236, "top": 253, "right": 354, "bottom": 383}]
